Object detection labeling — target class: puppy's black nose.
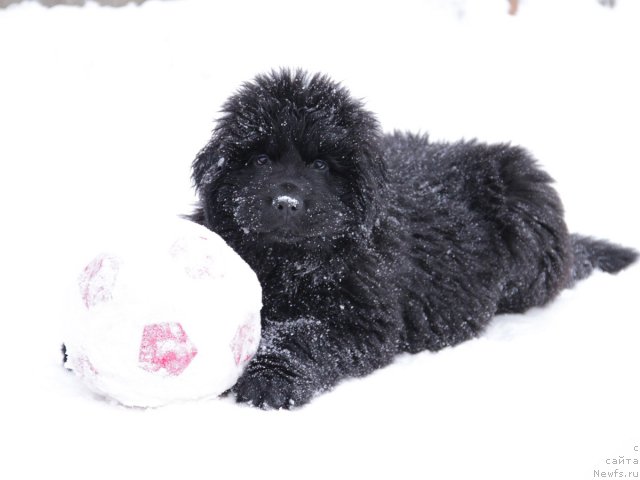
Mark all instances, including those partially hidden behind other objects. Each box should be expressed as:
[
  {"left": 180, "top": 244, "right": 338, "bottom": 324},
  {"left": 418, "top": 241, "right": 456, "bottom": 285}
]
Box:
[{"left": 273, "top": 194, "right": 304, "bottom": 215}]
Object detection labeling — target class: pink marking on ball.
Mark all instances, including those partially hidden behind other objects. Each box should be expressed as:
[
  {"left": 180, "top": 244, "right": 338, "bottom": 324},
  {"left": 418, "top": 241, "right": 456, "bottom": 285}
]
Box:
[
  {"left": 78, "top": 254, "right": 120, "bottom": 309},
  {"left": 169, "top": 236, "right": 217, "bottom": 279},
  {"left": 231, "top": 322, "right": 259, "bottom": 366},
  {"left": 76, "top": 355, "right": 99, "bottom": 378},
  {"left": 168, "top": 238, "right": 188, "bottom": 257},
  {"left": 138, "top": 322, "right": 198, "bottom": 376},
  {"left": 184, "top": 254, "right": 217, "bottom": 279}
]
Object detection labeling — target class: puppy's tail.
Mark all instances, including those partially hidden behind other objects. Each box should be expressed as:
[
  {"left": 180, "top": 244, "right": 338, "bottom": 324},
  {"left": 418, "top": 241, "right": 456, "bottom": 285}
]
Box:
[{"left": 570, "top": 234, "right": 637, "bottom": 283}]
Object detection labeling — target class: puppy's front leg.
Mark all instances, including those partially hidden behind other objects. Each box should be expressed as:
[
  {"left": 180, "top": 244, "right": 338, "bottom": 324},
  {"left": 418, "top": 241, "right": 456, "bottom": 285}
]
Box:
[{"left": 232, "top": 315, "right": 397, "bottom": 409}]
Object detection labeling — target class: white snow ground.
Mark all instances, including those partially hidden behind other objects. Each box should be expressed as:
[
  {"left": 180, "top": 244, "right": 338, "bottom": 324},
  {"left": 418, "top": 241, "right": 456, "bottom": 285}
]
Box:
[{"left": 0, "top": 0, "right": 639, "bottom": 479}]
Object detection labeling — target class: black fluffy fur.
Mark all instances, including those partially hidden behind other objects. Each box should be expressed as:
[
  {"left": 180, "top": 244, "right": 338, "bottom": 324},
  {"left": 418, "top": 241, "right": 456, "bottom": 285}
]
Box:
[{"left": 189, "top": 69, "right": 637, "bottom": 409}]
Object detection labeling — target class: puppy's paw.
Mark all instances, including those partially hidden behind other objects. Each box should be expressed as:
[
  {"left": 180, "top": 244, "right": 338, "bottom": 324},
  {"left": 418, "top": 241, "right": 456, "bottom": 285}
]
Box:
[{"left": 232, "top": 358, "right": 312, "bottom": 410}]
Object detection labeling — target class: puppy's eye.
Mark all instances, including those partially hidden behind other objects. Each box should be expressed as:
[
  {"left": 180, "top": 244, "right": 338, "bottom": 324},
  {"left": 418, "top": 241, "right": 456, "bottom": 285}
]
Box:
[
  {"left": 311, "top": 159, "right": 328, "bottom": 171},
  {"left": 254, "top": 154, "right": 271, "bottom": 166}
]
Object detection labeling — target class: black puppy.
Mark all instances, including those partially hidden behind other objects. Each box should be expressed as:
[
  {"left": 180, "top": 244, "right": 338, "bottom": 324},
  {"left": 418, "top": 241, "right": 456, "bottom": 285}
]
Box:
[{"left": 190, "top": 69, "right": 637, "bottom": 409}]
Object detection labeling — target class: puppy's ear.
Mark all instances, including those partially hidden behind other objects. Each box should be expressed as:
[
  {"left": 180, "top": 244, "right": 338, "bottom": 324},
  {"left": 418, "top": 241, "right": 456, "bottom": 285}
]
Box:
[
  {"left": 187, "top": 137, "right": 225, "bottom": 227},
  {"left": 356, "top": 147, "right": 388, "bottom": 234},
  {"left": 191, "top": 136, "right": 225, "bottom": 192}
]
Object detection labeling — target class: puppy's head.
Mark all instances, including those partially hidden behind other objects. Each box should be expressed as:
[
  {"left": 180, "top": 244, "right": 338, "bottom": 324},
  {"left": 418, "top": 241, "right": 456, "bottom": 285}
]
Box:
[{"left": 192, "top": 69, "right": 385, "bottom": 249}]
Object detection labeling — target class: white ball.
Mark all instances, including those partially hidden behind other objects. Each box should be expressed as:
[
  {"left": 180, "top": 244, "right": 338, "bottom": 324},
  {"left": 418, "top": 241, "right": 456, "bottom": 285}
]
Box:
[{"left": 64, "top": 219, "right": 262, "bottom": 407}]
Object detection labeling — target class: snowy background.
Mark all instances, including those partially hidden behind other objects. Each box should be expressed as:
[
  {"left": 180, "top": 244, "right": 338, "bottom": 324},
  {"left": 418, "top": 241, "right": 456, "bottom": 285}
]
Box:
[{"left": 1, "top": 0, "right": 639, "bottom": 478}]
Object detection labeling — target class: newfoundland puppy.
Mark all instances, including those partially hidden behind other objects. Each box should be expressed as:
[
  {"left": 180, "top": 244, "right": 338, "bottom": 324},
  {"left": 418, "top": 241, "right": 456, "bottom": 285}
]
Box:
[{"left": 189, "top": 69, "right": 637, "bottom": 409}]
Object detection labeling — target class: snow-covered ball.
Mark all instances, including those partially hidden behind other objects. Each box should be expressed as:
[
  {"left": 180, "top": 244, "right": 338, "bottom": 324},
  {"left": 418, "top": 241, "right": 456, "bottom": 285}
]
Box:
[{"left": 64, "top": 219, "right": 262, "bottom": 407}]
